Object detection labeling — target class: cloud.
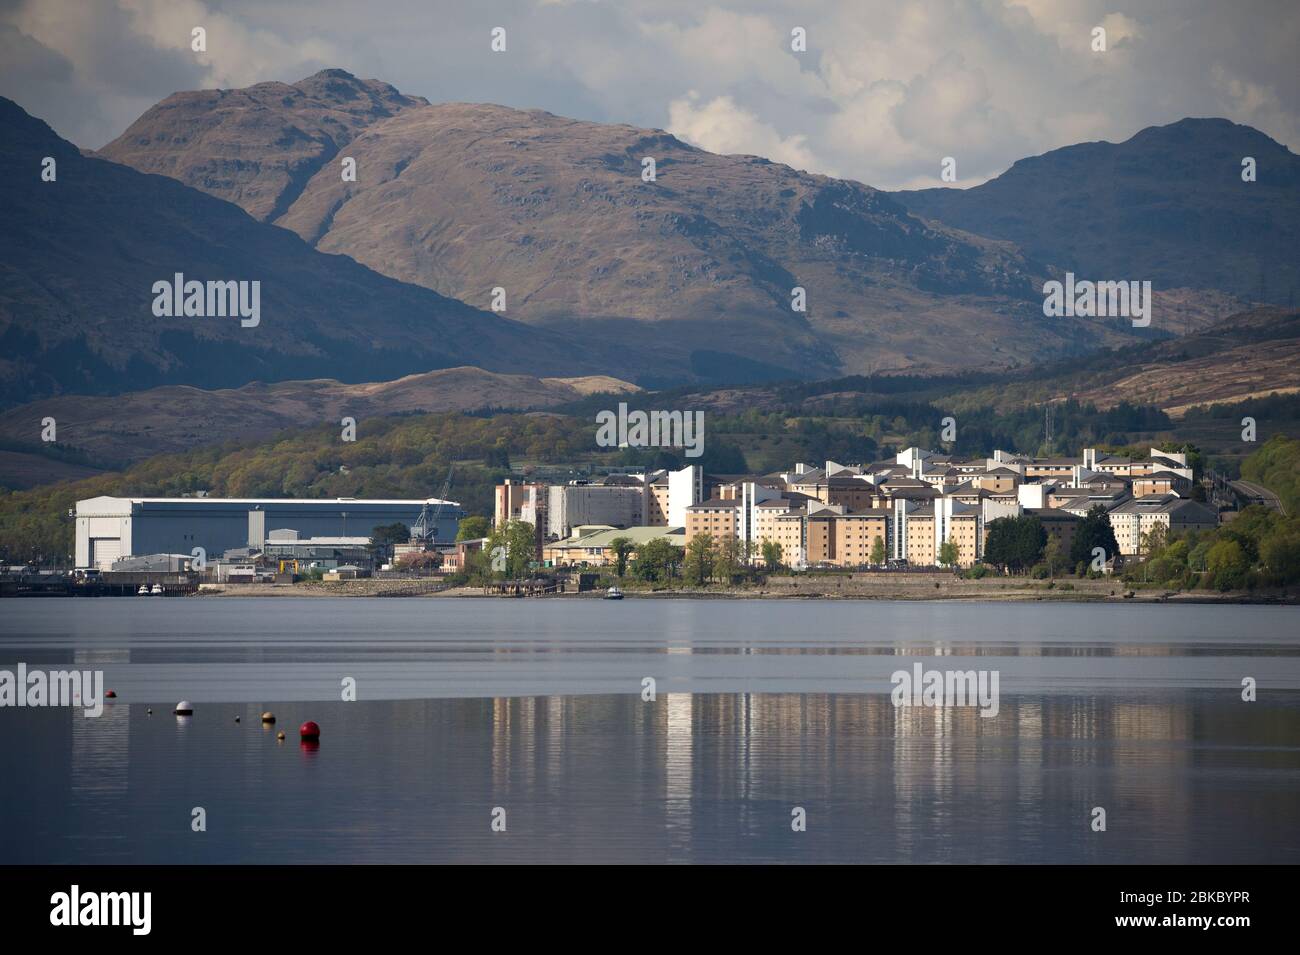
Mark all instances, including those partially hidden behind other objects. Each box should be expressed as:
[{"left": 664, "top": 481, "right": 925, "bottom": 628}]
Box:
[
  {"left": 1, "top": 0, "right": 1295, "bottom": 187},
  {"left": 668, "top": 91, "right": 824, "bottom": 173}
]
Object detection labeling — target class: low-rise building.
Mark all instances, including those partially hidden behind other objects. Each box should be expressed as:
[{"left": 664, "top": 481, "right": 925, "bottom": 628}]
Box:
[
  {"left": 684, "top": 498, "right": 741, "bottom": 543},
  {"left": 543, "top": 525, "right": 686, "bottom": 567},
  {"left": 1108, "top": 495, "right": 1219, "bottom": 556}
]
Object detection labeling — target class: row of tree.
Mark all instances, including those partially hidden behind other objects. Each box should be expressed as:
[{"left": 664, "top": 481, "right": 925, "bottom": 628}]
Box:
[{"left": 980, "top": 508, "right": 1119, "bottom": 577}]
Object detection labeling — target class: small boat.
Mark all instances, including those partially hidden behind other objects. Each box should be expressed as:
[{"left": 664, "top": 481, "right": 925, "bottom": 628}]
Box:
[
  {"left": 150, "top": 583, "right": 164, "bottom": 595},
  {"left": 604, "top": 586, "right": 624, "bottom": 600},
  {"left": 137, "top": 585, "right": 149, "bottom": 596}
]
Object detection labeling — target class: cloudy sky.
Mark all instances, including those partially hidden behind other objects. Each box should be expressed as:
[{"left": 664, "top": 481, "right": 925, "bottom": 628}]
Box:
[{"left": 2, "top": 0, "right": 1297, "bottom": 189}]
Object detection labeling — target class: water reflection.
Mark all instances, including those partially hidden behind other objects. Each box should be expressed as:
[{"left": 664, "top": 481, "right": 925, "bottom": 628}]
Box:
[{"left": 2, "top": 598, "right": 1297, "bottom": 864}]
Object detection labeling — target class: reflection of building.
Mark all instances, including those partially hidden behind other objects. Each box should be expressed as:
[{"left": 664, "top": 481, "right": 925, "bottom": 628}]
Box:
[{"left": 75, "top": 495, "right": 462, "bottom": 569}]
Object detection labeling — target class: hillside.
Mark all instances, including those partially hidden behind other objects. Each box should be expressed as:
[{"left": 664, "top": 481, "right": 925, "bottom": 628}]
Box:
[
  {"left": 99, "top": 70, "right": 1155, "bottom": 382},
  {"left": 938, "top": 307, "right": 1300, "bottom": 417},
  {"left": 0, "top": 367, "right": 638, "bottom": 483},
  {"left": 0, "top": 96, "right": 616, "bottom": 407},
  {"left": 897, "top": 119, "right": 1300, "bottom": 308},
  {"left": 99, "top": 69, "right": 429, "bottom": 222}
]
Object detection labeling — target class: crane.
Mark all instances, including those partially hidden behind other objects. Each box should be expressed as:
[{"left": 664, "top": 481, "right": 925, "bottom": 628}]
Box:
[{"left": 412, "top": 460, "right": 455, "bottom": 546}]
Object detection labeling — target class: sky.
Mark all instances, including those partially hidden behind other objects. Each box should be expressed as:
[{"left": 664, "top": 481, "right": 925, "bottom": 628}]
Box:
[{"left": 1, "top": 0, "right": 1297, "bottom": 190}]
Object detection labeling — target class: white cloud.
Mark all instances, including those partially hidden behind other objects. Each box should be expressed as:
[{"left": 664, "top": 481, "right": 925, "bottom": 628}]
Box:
[
  {"left": 668, "top": 91, "right": 824, "bottom": 173},
  {"left": 1, "top": 0, "right": 1295, "bottom": 187}
]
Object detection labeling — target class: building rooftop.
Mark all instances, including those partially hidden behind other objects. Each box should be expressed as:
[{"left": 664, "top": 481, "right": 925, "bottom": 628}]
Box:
[
  {"left": 558, "top": 526, "right": 686, "bottom": 548},
  {"left": 686, "top": 498, "right": 742, "bottom": 510}
]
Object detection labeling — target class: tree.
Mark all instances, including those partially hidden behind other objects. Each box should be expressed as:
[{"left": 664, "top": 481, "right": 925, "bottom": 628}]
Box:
[
  {"left": 761, "top": 538, "right": 784, "bottom": 571},
  {"left": 684, "top": 533, "right": 716, "bottom": 585},
  {"left": 608, "top": 536, "right": 634, "bottom": 578},
  {"left": 1206, "top": 538, "right": 1250, "bottom": 591},
  {"left": 456, "top": 516, "right": 490, "bottom": 541},
  {"left": 715, "top": 535, "right": 743, "bottom": 583},
  {"left": 1139, "top": 522, "right": 1168, "bottom": 558},
  {"left": 1260, "top": 531, "right": 1300, "bottom": 585},
  {"left": 1070, "top": 505, "right": 1119, "bottom": 574},
  {"left": 1042, "top": 534, "right": 1070, "bottom": 577},
  {"left": 938, "top": 540, "right": 959, "bottom": 568},
  {"left": 487, "top": 519, "right": 536, "bottom": 579},
  {"left": 370, "top": 522, "right": 410, "bottom": 546},
  {"left": 395, "top": 550, "right": 442, "bottom": 571},
  {"left": 869, "top": 535, "right": 886, "bottom": 567},
  {"left": 635, "top": 538, "right": 682, "bottom": 583},
  {"left": 985, "top": 516, "right": 1047, "bottom": 573},
  {"left": 368, "top": 522, "right": 411, "bottom": 562}
]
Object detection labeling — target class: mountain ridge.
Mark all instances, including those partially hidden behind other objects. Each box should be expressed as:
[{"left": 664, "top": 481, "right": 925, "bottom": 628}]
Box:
[
  {"left": 895, "top": 117, "right": 1299, "bottom": 306},
  {"left": 99, "top": 69, "right": 1158, "bottom": 380},
  {"left": 0, "top": 95, "right": 620, "bottom": 406}
]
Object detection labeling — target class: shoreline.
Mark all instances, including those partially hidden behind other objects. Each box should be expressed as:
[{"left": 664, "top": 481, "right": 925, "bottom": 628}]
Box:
[{"left": 191, "top": 580, "right": 1298, "bottom": 604}]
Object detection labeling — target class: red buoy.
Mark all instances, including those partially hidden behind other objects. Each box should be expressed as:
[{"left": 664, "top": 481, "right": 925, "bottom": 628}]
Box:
[
  {"left": 299, "top": 720, "right": 320, "bottom": 740},
  {"left": 105, "top": 690, "right": 117, "bottom": 699}
]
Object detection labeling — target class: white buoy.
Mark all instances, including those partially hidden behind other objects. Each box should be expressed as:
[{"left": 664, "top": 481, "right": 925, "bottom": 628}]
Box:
[{"left": 174, "top": 700, "right": 193, "bottom": 715}]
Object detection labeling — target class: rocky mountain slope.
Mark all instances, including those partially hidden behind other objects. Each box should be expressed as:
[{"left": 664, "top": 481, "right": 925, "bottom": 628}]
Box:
[
  {"left": 100, "top": 69, "right": 428, "bottom": 222},
  {"left": 0, "top": 96, "right": 616, "bottom": 407},
  {"left": 101, "top": 70, "right": 1152, "bottom": 382},
  {"left": 897, "top": 119, "right": 1299, "bottom": 308}
]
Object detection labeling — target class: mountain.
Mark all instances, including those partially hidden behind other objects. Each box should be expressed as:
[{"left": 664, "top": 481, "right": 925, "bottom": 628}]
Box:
[
  {"left": 0, "top": 96, "right": 617, "bottom": 408},
  {"left": 100, "top": 70, "right": 1155, "bottom": 382},
  {"left": 1051, "top": 307, "right": 1300, "bottom": 417},
  {"left": 896, "top": 119, "right": 1300, "bottom": 308},
  {"left": 98, "top": 69, "right": 428, "bottom": 223},
  {"left": 0, "top": 367, "right": 638, "bottom": 485},
  {"left": 937, "top": 306, "right": 1300, "bottom": 417}
]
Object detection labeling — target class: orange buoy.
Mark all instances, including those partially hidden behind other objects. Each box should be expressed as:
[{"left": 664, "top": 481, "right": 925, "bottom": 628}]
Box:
[
  {"left": 299, "top": 720, "right": 320, "bottom": 741},
  {"left": 261, "top": 711, "right": 275, "bottom": 723},
  {"left": 276, "top": 731, "right": 286, "bottom": 740}
]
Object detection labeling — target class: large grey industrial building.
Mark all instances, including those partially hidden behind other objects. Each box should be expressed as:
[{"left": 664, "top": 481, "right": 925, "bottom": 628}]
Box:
[{"left": 75, "top": 496, "right": 463, "bottom": 569}]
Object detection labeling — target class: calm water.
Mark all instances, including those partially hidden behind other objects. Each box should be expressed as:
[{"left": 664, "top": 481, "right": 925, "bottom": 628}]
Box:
[{"left": 1, "top": 598, "right": 1298, "bottom": 864}]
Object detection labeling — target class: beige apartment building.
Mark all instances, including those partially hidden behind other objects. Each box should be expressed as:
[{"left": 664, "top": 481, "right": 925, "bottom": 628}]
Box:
[
  {"left": 684, "top": 498, "right": 740, "bottom": 543},
  {"left": 753, "top": 496, "right": 812, "bottom": 556},
  {"left": 769, "top": 511, "right": 806, "bottom": 566},
  {"left": 805, "top": 509, "right": 890, "bottom": 568},
  {"left": 646, "top": 475, "right": 671, "bottom": 525},
  {"left": 494, "top": 479, "right": 546, "bottom": 528},
  {"left": 975, "top": 468, "right": 1020, "bottom": 493},
  {"left": 1132, "top": 471, "right": 1192, "bottom": 497},
  {"left": 900, "top": 501, "right": 981, "bottom": 568},
  {"left": 1108, "top": 495, "right": 1219, "bottom": 556}
]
